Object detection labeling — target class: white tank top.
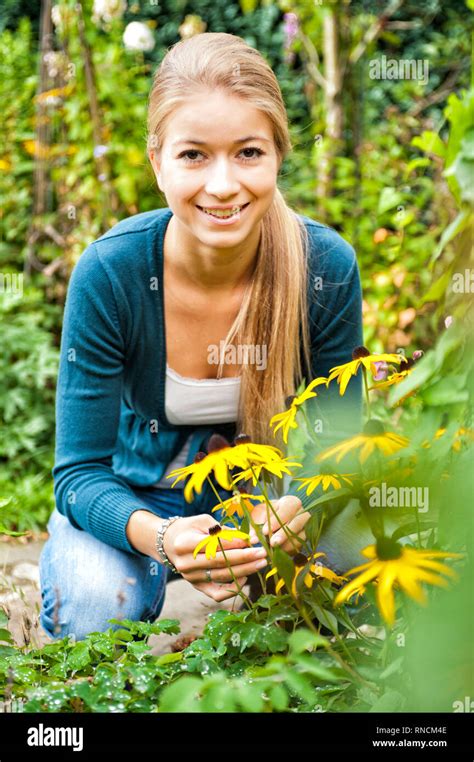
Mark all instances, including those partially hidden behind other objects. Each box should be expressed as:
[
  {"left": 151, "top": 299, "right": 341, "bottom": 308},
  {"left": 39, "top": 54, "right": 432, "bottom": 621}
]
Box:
[{"left": 152, "top": 364, "right": 241, "bottom": 488}]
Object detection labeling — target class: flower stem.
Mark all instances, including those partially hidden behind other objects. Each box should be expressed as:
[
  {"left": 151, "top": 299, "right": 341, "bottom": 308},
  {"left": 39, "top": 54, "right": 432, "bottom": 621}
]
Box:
[
  {"left": 205, "top": 477, "right": 268, "bottom": 601},
  {"left": 250, "top": 466, "right": 301, "bottom": 552},
  {"left": 216, "top": 537, "right": 253, "bottom": 609},
  {"left": 362, "top": 367, "right": 371, "bottom": 418},
  {"left": 300, "top": 406, "right": 321, "bottom": 446},
  {"left": 291, "top": 596, "right": 370, "bottom": 687}
]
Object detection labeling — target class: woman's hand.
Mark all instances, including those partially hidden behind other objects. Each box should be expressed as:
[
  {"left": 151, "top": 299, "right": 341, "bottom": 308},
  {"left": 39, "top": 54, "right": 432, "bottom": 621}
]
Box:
[
  {"left": 162, "top": 514, "right": 268, "bottom": 602},
  {"left": 248, "top": 495, "right": 311, "bottom": 555}
]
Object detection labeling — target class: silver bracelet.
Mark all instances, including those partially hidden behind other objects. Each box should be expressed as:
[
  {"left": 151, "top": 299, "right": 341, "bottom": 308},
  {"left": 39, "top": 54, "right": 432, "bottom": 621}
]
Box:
[{"left": 155, "top": 516, "right": 182, "bottom": 574}]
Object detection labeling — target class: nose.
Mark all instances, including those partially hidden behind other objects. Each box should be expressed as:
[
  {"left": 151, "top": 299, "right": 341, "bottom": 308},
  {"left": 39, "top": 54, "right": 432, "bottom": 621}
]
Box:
[{"left": 204, "top": 156, "right": 240, "bottom": 198}]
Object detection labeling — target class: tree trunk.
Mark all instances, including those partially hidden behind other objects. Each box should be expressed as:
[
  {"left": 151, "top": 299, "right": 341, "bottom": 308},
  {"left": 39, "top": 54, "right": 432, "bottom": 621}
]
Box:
[{"left": 316, "top": 8, "right": 343, "bottom": 219}]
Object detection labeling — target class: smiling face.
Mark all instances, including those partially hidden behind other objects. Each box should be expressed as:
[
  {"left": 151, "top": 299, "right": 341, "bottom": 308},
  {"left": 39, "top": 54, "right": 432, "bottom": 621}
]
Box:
[{"left": 149, "top": 89, "right": 280, "bottom": 252}]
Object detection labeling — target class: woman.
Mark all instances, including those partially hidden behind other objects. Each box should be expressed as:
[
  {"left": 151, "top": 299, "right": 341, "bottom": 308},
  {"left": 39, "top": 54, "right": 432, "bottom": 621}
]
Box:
[{"left": 39, "top": 32, "right": 363, "bottom": 642}]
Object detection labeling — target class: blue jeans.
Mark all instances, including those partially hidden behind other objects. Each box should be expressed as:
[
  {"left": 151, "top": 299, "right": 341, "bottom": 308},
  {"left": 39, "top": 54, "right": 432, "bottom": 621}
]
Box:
[{"left": 39, "top": 484, "right": 243, "bottom": 642}]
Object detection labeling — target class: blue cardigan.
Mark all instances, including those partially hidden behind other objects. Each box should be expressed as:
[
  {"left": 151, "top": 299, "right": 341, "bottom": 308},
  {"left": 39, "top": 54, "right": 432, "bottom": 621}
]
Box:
[{"left": 52, "top": 207, "right": 363, "bottom": 556}]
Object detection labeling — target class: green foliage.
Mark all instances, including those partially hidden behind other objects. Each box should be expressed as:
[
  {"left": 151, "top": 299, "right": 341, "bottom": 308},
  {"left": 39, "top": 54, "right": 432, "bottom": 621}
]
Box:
[
  {"left": 0, "top": 603, "right": 390, "bottom": 713},
  {"left": 0, "top": 288, "right": 59, "bottom": 531},
  {"left": 0, "top": 18, "right": 37, "bottom": 268}
]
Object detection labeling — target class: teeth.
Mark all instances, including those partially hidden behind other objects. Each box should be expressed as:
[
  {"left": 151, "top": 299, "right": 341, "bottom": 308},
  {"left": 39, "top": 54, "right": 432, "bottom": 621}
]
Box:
[{"left": 201, "top": 205, "right": 244, "bottom": 218}]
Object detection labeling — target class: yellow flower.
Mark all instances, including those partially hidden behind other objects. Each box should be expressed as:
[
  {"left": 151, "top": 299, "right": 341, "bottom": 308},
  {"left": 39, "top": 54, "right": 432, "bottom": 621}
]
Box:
[
  {"left": 328, "top": 346, "right": 405, "bottom": 396},
  {"left": 269, "top": 377, "right": 328, "bottom": 444},
  {"left": 23, "top": 139, "right": 52, "bottom": 159},
  {"left": 35, "top": 84, "right": 72, "bottom": 102},
  {"left": 432, "top": 427, "right": 474, "bottom": 452},
  {"left": 193, "top": 523, "right": 250, "bottom": 560},
  {"left": 335, "top": 538, "right": 463, "bottom": 626},
  {"left": 167, "top": 433, "right": 285, "bottom": 502},
  {"left": 211, "top": 491, "right": 264, "bottom": 519},
  {"left": 369, "top": 369, "right": 412, "bottom": 391},
  {"left": 266, "top": 551, "right": 346, "bottom": 597},
  {"left": 233, "top": 456, "right": 302, "bottom": 487},
  {"left": 317, "top": 419, "right": 409, "bottom": 465},
  {"left": 294, "top": 469, "right": 355, "bottom": 495}
]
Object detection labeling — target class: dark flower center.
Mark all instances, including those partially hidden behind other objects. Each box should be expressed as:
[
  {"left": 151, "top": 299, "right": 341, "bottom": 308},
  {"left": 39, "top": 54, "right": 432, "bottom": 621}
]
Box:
[
  {"left": 194, "top": 451, "right": 207, "bottom": 463},
  {"left": 352, "top": 346, "right": 370, "bottom": 360},
  {"left": 293, "top": 552, "right": 308, "bottom": 567},
  {"left": 363, "top": 419, "right": 386, "bottom": 436},
  {"left": 319, "top": 463, "right": 336, "bottom": 475},
  {"left": 376, "top": 536, "right": 403, "bottom": 560},
  {"left": 208, "top": 524, "right": 222, "bottom": 536},
  {"left": 285, "top": 394, "right": 297, "bottom": 407},
  {"left": 233, "top": 433, "right": 251, "bottom": 446},
  {"left": 400, "top": 357, "right": 414, "bottom": 369},
  {"left": 207, "top": 433, "right": 231, "bottom": 453}
]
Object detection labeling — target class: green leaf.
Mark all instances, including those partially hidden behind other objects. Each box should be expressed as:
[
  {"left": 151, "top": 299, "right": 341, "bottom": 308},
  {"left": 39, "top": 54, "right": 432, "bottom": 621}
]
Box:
[
  {"left": 239, "top": 0, "right": 259, "bottom": 13},
  {"left": 0, "top": 628, "right": 13, "bottom": 643},
  {"left": 269, "top": 683, "right": 289, "bottom": 711},
  {"left": 235, "top": 681, "right": 266, "bottom": 712},
  {"left": 369, "top": 690, "right": 405, "bottom": 712},
  {"left": 158, "top": 675, "right": 204, "bottom": 712},
  {"left": 272, "top": 546, "right": 295, "bottom": 593},
  {"left": 255, "top": 624, "right": 288, "bottom": 653},
  {"left": 429, "top": 208, "right": 470, "bottom": 265},
  {"left": 48, "top": 662, "right": 70, "bottom": 679},
  {"left": 66, "top": 642, "right": 91, "bottom": 671},
  {"left": 90, "top": 636, "right": 116, "bottom": 659},
  {"left": 288, "top": 628, "right": 327, "bottom": 654},
  {"left": 201, "top": 681, "right": 237, "bottom": 712},
  {"left": 296, "top": 654, "right": 340, "bottom": 683},
  {"left": 404, "top": 157, "right": 430, "bottom": 176},
  {"left": 0, "top": 524, "right": 29, "bottom": 536},
  {"left": 412, "top": 131, "right": 446, "bottom": 158},
  {"left": 420, "top": 267, "right": 454, "bottom": 304},
  {"left": 303, "top": 513, "right": 321, "bottom": 549},
  {"left": 309, "top": 603, "right": 339, "bottom": 635},
  {"left": 392, "top": 522, "right": 437, "bottom": 541},
  {"left": 155, "top": 651, "right": 184, "bottom": 666},
  {"left": 240, "top": 514, "right": 250, "bottom": 535},
  {"left": 388, "top": 323, "right": 464, "bottom": 405},
  {"left": 127, "top": 641, "right": 152, "bottom": 659},
  {"left": 302, "top": 487, "right": 353, "bottom": 513},
  {"left": 0, "top": 610, "right": 9, "bottom": 628},
  {"left": 284, "top": 670, "right": 316, "bottom": 704},
  {"left": 379, "top": 657, "right": 404, "bottom": 680},
  {"left": 378, "top": 187, "right": 404, "bottom": 215},
  {"left": 421, "top": 375, "right": 469, "bottom": 406}
]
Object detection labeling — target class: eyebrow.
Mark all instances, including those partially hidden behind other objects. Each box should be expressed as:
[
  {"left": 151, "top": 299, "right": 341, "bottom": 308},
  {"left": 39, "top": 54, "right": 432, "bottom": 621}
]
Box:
[{"left": 172, "top": 135, "right": 271, "bottom": 147}]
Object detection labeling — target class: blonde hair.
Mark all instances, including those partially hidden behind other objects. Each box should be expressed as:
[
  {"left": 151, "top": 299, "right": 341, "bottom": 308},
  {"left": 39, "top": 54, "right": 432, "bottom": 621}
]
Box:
[{"left": 147, "top": 32, "right": 312, "bottom": 451}]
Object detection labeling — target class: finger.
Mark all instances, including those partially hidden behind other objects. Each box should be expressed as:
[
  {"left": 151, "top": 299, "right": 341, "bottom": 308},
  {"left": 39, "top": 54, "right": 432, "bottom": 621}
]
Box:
[
  {"left": 248, "top": 497, "right": 304, "bottom": 543},
  {"left": 192, "top": 578, "right": 249, "bottom": 602},
  {"left": 264, "top": 496, "right": 304, "bottom": 534},
  {"left": 248, "top": 499, "right": 279, "bottom": 525},
  {"left": 184, "top": 556, "right": 269, "bottom": 584},
  {"left": 247, "top": 500, "right": 281, "bottom": 541},
  {"left": 279, "top": 532, "right": 306, "bottom": 555},
  {"left": 269, "top": 509, "right": 310, "bottom": 547},
  {"left": 250, "top": 495, "right": 310, "bottom": 542}
]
